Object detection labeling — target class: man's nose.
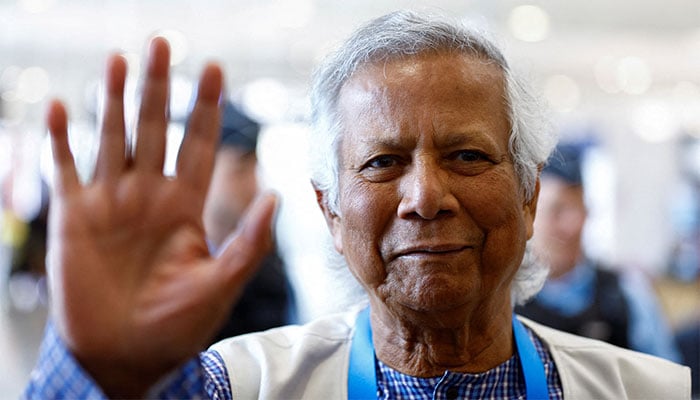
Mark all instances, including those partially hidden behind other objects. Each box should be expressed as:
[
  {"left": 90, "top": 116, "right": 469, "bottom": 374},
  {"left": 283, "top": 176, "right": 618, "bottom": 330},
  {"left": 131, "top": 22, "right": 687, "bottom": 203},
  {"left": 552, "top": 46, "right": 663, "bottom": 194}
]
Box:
[{"left": 397, "top": 160, "right": 459, "bottom": 220}]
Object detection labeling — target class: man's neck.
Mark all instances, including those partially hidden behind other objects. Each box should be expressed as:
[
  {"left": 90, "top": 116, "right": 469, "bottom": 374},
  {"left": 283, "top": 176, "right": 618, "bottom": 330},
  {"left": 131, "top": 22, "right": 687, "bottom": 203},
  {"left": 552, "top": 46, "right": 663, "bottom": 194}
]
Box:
[{"left": 369, "top": 301, "right": 514, "bottom": 377}]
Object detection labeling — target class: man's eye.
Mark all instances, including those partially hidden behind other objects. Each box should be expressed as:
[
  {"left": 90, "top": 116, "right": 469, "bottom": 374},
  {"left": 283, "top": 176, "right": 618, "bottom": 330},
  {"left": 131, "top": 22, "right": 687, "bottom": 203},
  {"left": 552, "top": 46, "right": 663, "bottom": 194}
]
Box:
[
  {"left": 454, "top": 150, "right": 487, "bottom": 162},
  {"left": 365, "top": 155, "right": 398, "bottom": 169}
]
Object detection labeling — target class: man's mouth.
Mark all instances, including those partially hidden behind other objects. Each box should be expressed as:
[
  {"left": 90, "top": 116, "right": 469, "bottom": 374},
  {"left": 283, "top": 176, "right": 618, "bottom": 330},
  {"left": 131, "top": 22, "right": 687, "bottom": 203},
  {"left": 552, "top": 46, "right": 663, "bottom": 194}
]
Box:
[{"left": 392, "top": 244, "right": 473, "bottom": 260}]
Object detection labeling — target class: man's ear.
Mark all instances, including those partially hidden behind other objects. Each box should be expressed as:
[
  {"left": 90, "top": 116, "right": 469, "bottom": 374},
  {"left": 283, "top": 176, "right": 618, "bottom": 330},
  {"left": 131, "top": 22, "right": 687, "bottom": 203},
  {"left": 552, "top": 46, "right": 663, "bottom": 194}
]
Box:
[
  {"left": 312, "top": 181, "right": 344, "bottom": 254},
  {"left": 523, "top": 174, "right": 540, "bottom": 240}
]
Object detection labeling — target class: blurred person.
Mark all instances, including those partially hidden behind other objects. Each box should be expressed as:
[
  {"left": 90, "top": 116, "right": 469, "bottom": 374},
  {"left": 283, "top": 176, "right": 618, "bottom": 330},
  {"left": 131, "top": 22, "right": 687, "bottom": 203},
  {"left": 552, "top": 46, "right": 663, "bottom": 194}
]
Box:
[
  {"left": 675, "top": 318, "right": 700, "bottom": 399},
  {"left": 8, "top": 181, "right": 49, "bottom": 278},
  {"left": 516, "top": 144, "right": 682, "bottom": 362},
  {"left": 668, "top": 134, "right": 700, "bottom": 282},
  {"left": 201, "top": 100, "right": 295, "bottom": 341},
  {"left": 1, "top": 165, "right": 50, "bottom": 312},
  {"left": 670, "top": 135, "right": 700, "bottom": 398},
  {"left": 25, "top": 11, "right": 690, "bottom": 399}
]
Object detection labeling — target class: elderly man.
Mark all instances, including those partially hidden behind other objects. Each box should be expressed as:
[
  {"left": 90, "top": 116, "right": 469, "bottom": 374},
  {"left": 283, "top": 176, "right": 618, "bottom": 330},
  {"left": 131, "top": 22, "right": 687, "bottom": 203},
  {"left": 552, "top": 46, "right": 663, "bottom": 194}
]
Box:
[{"left": 26, "top": 10, "right": 689, "bottom": 400}]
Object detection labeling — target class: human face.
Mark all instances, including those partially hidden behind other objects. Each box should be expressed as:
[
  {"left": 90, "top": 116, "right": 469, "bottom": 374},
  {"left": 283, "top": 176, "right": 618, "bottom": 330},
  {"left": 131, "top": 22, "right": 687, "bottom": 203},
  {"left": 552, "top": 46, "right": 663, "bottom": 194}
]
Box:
[
  {"left": 322, "top": 53, "right": 538, "bottom": 325},
  {"left": 531, "top": 176, "right": 586, "bottom": 278}
]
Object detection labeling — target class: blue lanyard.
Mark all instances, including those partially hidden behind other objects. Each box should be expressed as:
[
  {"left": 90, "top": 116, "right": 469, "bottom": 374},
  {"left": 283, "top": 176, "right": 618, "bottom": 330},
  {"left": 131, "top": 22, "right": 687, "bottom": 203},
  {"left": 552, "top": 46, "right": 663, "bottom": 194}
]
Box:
[
  {"left": 512, "top": 314, "right": 549, "bottom": 399},
  {"left": 347, "top": 307, "right": 376, "bottom": 399},
  {"left": 347, "top": 308, "right": 549, "bottom": 399}
]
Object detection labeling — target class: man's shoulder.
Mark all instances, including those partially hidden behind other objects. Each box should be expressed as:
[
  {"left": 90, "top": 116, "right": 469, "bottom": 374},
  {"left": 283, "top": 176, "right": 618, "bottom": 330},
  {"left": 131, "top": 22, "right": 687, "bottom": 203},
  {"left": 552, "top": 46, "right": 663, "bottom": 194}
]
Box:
[
  {"left": 208, "top": 306, "right": 365, "bottom": 399},
  {"left": 210, "top": 304, "right": 366, "bottom": 365},
  {"left": 520, "top": 315, "right": 680, "bottom": 366},
  {"left": 519, "top": 316, "right": 691, "bottom": 399}
]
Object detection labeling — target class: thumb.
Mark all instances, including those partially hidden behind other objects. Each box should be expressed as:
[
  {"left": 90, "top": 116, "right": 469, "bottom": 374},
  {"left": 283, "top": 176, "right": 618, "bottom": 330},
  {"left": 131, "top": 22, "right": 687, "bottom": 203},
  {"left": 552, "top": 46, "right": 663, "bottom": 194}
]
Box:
[{"left": 216, "top": 192, "right": 279, "bottom": 288}]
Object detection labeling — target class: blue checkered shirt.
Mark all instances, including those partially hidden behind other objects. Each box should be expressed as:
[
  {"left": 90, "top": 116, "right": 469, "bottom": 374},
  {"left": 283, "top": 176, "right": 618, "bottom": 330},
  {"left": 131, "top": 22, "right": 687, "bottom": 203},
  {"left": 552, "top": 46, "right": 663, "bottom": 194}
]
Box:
[
  {"left": 24, "top": 321, "right": 563, "bottom": 399},
  {"left": 376, "top": 325, "right": 563, "bottom": 399}
]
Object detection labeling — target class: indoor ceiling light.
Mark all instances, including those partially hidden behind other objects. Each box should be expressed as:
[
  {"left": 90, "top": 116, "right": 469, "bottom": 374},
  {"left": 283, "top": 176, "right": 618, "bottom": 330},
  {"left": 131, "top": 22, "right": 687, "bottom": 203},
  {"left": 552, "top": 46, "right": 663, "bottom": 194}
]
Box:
[{"left": 508, "top": 5, "right": 551, "bottom": 42}]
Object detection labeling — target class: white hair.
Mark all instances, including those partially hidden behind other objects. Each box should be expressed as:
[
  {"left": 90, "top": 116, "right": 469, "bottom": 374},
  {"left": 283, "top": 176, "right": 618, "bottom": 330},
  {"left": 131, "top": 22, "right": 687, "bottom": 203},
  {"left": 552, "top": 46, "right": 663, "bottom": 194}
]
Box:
[{"left": 308, "top": 10, "right": 557, "bottom": 305}]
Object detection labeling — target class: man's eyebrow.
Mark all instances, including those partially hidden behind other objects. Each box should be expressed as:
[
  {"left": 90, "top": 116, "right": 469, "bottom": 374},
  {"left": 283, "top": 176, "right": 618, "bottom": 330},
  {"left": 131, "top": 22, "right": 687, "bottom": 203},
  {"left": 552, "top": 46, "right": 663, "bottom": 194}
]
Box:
[
  {"left": 351, "top": 129, "right": 503, "bottom": 151},
  {"left": 439, "top": 132, "right": 485, "bottom": 147},
  {"left": 436, "top": 130, "right": 503, "bottom": 150},
  {"left": 355, "top": 133, "right": 411, "bottom": 150}
]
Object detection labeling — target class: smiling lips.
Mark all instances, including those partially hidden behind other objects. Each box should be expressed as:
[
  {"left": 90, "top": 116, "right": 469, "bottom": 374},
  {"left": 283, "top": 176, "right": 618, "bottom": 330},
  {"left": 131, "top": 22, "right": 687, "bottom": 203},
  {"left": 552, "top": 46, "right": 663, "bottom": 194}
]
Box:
[{"left": 391, "top": 244, "right": 474, "bottom": 260}]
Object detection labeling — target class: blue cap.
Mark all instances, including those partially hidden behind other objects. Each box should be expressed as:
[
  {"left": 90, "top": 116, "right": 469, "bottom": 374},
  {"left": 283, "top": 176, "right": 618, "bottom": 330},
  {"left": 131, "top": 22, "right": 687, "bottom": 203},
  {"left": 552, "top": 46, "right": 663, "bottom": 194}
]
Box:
[
  {"left": 218, "top": 101, "right": 260, "bottom": 152},
  {"left": 543, "top": 144, "right": 584, "bottom": 185}
]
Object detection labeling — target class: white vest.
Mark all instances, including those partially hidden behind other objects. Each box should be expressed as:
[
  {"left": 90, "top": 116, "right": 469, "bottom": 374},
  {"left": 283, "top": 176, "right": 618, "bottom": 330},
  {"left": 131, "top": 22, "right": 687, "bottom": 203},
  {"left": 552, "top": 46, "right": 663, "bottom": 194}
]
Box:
[{"left": 211, "top": 307, "right": 691, "bottom": 399}]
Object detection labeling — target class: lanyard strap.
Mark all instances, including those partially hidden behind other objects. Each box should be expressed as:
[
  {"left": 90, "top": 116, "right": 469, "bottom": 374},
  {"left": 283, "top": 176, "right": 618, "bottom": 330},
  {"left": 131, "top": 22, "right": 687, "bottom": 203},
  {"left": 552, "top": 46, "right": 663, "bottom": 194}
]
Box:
[
  {"left": 348, "top": 307, "right": 376, "bottom": 400},
  {"left": 512, "top": 314, "right": 549, "bottom": 400},
  {"left": 348, "top": 308, "right": 549, "bottom": 400}
]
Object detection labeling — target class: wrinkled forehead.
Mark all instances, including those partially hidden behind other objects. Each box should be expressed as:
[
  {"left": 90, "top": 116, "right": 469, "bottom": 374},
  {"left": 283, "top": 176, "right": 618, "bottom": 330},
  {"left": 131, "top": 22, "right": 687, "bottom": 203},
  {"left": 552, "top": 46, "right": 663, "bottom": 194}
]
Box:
[
  {"left": 348, "top": 50, "right": 503, "bottom": 88},
  {"left": 340, "top": 52, "right": 505, "bottom": 111},
  {"left": 335, "top": 53, "right": 510, "bottom": 145}
]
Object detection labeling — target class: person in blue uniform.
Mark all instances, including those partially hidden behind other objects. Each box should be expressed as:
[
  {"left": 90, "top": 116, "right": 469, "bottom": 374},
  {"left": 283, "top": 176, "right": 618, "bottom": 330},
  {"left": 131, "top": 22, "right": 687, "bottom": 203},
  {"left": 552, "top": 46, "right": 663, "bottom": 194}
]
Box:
[
  {"left": 201, "top": 100, "right": 294, "bottom": 342},
  {"left": 516, "top": 144, "right": 681, "bottom": 361}
]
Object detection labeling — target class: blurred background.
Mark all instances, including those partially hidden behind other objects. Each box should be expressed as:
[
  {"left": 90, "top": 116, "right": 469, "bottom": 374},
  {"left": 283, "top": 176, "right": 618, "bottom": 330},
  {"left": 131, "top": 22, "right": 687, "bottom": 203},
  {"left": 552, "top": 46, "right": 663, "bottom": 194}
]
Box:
[{"left": 1, "top": 0, "right": 698, "bottom": 397}]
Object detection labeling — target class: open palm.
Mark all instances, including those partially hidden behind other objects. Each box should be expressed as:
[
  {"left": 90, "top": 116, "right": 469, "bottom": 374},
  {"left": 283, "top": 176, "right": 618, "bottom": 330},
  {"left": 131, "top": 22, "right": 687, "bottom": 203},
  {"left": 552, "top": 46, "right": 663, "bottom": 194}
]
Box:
[{"left": 46, "top": 38, "right": 277, "bottom": 396}]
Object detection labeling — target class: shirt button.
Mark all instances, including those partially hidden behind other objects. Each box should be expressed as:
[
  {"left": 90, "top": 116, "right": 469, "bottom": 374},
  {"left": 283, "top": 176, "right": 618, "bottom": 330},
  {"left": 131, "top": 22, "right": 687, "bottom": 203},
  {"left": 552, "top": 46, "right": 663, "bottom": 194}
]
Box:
[{"left": 446, "top": 386, "right": 460, "bottom": 400}]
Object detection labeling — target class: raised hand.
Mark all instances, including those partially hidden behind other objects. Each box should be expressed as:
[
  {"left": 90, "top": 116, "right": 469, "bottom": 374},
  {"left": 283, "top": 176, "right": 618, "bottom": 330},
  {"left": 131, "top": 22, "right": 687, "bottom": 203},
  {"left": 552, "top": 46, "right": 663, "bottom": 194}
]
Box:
[{"left": 46, "top": 37, "right": 277, "bottom": 397}]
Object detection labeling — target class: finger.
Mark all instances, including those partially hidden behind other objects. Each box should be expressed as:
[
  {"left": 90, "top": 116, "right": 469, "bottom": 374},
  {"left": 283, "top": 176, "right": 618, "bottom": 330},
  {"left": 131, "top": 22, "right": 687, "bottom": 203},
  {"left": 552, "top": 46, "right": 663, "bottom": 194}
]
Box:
[
  {"left": 216, "top": 192, "right": 279, "bottom": 289},
  {"left": 176, "top": 63, "right": 223, "bottom": 198},
  {"left": 133, "top": 37, "right": 170, "bottom": 173},
  {"left": 47, "top": 100, "right": 80, "bottom": 194},
  {"left": 93, "top": 54, "right": 128, "bottom": 181}
]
